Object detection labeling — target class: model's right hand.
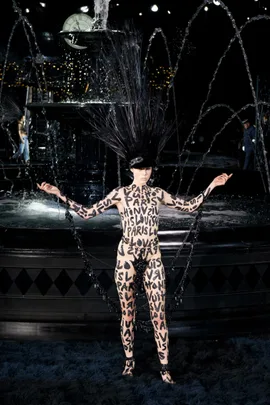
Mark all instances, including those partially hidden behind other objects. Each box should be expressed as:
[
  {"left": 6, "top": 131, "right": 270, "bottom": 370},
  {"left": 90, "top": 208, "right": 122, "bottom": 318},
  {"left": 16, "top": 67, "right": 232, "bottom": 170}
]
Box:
[{"left": 37, "top": 182, "right": 60, "bottom": 197}]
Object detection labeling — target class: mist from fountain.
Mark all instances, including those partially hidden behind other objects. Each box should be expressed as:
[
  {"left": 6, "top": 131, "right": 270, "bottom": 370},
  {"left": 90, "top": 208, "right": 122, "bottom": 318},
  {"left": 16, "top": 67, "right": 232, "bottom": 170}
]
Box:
[{"left": 93, "top": 0, "right": 111, "bottom": 30}]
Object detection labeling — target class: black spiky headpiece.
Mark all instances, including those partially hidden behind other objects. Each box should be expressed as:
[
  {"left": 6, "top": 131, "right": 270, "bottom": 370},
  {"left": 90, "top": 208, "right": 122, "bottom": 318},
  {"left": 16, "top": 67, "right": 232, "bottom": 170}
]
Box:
[{"left": 83, "top": 29, "right": 174, "bottom": 169}]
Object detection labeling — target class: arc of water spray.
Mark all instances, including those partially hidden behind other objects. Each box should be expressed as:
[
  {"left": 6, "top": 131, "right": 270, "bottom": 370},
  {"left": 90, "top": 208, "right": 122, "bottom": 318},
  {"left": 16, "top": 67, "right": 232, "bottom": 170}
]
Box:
[
  {"left": 209, "top": 1, "right": 270, "bottom": 191},
  {"left": 7, "top": 2, "right": 53, "bottom": 196},
  {"left": 12, "top": 1, "right": 62, "bottom": 194},
  {"left": 157, "top": 99, "right": 270, "bottom": 315},
  {"left": 9, "top": 0, "right": 48, "bottom": 95},
  {"left": 0, "top": 16, "right": 31, "bottom": 193},
  {"left": 164, "top": 1, "right": 218, "bottom": 192},
  {"left": 8, "top": 1, "right": 121, "bottom": 319},
  {"left": 174, "top": 103, "right": 242, "bottom": 194},
  {"left": 186, "top": 101, "right": 270, "bottom": 195},
  {"left": 198, "top": 1, "right": 270, "bottom": 193},
  {"left": 0, "top": 18, "right": 21, "bottom": 103},
  {"left": 177, "top": 13, "right": 270, "bottom": 195},
  {"left": 164, "top": 0, "right": 270, "bottom": 194},
  {"left": 186, "top": 15, "right": 270, "bottom": 146},
  {"left": 94, "top": 0, "right": 111, "bottom": 30},
  {"left": 143, "top": 27, "right": 182, "bottom": 173},
  {"left": 167, "top": 99, "right": 270, "bottom": 312}
]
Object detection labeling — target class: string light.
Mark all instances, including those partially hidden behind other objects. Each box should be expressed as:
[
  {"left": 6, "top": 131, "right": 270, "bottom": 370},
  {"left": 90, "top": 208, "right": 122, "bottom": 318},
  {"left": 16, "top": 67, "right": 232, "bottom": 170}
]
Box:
[
  {"left": 80, "top": 6, "right": 89, "bottom": 13},
  {"left": 151, "top": 4, "right": 158, "bottom": 12},
  {"left": 150, "top": 66, "right": 175, "bottom": 89},
  {"left": 0, "top": 60, "right": 76, "bottom": 98}
]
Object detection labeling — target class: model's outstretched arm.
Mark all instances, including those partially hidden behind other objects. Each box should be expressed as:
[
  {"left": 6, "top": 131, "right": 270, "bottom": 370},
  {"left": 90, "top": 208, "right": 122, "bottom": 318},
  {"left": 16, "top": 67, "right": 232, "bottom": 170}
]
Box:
[
  {"left": 159, "top": 173, "right": 233, "bottom": 213},
  {"left": 37, "top": 182, "right": 121, "bottom": 219}
]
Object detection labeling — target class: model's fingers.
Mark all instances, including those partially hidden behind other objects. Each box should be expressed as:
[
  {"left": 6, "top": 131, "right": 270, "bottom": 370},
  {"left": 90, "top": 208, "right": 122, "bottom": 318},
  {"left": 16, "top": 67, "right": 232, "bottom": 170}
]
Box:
[
  {"left": 218, "top": 176, "right": 226, "bottom": 182},
  {"left": 41, "top": 183, "right": 51, "bottom": 191},
  {"left": 228, "top": 173, "right": 233, "bottom": 179},
  {"left": 220, "top": 176, "right": 226, "bottom": 183}
]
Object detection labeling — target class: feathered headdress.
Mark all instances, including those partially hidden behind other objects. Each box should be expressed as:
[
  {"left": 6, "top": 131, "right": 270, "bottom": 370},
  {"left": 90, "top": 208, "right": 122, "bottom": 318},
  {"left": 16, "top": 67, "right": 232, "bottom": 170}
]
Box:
[{"left": 82, "top": 29, "right": 174, "bottom": 168}]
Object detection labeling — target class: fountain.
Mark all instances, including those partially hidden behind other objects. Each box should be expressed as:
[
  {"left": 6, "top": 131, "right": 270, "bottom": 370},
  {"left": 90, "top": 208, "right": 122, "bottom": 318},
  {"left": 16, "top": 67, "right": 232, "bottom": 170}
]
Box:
[
  {"left": 93, "top": 0, "right": 111, "bottom": 30},
  {"left": 1, "top": 0, "right": 270, "bottom": 338}
]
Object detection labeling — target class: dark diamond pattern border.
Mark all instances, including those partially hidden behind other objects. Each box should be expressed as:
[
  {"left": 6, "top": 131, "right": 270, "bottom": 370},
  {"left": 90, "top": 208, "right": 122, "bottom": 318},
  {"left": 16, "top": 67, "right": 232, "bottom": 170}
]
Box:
[
  {"left": 210, "top": 267, "right": 226, "bottom": 292},
  {"left": 228, "top": 266, "right": 244, "bottom": 291},
  {"left": 54, "top": 270, "right": 73, "bottom": 296},
  {"left": 0, "top": 268, "right": 13, "bottom": 294},
  {"left": 35, "top": 269, "right": 53, "bottom": 296},
  {"left": 1, "top": 264, "right": 270, "bottom": 298},
  {"left": 15, "top": 269, "right": 33, "bottom": 295},
  {"left": 75, "top": 271, "right": 93, "bottom": 296}
]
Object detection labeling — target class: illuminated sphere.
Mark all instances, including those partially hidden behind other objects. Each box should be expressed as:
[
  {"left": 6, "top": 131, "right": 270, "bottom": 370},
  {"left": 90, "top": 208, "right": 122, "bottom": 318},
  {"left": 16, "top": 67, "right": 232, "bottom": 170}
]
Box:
[{"left": 151, "top": 4, "right": 159, "bottom": 12}]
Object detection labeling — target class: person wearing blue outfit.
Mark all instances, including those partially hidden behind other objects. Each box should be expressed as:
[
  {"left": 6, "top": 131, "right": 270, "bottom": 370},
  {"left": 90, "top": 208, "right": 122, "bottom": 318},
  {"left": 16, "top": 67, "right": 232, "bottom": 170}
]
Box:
[
  {"left": 12, "top": 114, "right": 30, "bottom": 164},
  {"left": 242, "top": 118, "right": 256, "bottom": 170}
]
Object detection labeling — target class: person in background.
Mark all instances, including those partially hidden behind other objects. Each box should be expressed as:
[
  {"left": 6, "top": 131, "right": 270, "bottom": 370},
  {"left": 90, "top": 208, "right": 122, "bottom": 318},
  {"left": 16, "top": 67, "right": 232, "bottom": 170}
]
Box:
[
  {"left": 262, "top": 112, "right": 270, "bottom": 166},
  {"left": 12, "top": 113, "right": 30, "bottom": 165},
  {"left": 242, "top": 118, "right": 256, "bottom": 170}
]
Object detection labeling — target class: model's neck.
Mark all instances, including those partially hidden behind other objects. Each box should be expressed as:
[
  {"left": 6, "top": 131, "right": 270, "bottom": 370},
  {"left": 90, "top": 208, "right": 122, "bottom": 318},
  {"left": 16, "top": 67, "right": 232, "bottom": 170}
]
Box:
[{"left": 131, "top": 181, "right": 148, "bottom": 188}]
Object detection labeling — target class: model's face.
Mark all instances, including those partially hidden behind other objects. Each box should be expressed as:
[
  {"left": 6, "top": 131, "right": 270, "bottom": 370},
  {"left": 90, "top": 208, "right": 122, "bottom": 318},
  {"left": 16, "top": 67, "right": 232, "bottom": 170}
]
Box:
[
  {"left": 131, "top": 167, "right": 152, "bottom": 185},
  {"left": 244, "top": 122, "right": 250, "bottom": 130}
]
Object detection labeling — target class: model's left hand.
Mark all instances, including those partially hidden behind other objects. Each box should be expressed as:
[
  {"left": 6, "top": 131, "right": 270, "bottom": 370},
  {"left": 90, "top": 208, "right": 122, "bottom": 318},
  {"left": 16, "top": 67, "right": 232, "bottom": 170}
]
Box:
[{"left": 211, "top": 173, "right": 233, "bottom": 188}]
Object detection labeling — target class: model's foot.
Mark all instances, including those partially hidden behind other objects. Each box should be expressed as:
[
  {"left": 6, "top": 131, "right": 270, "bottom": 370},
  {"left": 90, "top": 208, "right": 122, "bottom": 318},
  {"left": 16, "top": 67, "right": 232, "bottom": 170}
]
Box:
[
  {"left": 160, "top": 364, "right": 176, "bottom": 384},
  {"left": 122, "top": 357, "right": 135, "bottom": 377}
]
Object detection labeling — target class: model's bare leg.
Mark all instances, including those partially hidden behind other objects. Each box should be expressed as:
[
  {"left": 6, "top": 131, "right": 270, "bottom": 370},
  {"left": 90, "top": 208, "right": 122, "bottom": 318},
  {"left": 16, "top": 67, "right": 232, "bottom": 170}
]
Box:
[
  {"left": 143, "top": 256, "right": 175, "bottom": 384},
  {"left": 115, "top": 246, "right": 136, "bottom": 376}
]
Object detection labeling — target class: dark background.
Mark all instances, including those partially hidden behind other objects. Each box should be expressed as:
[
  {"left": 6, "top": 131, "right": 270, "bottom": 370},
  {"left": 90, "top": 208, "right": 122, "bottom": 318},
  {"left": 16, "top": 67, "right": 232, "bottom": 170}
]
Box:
[{"left": 1, "top": 0, "right": 270, "bottom": 155}]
